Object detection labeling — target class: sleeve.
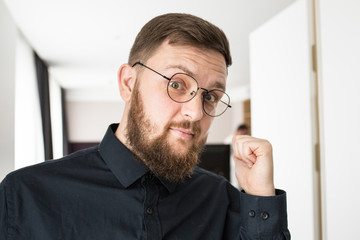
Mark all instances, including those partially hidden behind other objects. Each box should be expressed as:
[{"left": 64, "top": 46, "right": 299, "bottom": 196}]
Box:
[
  {"left": 0, "top": 177, "right": 9, "bottom": 239},
  {"left": 238, "top": 189, "right": 291, "bottom": 239}
]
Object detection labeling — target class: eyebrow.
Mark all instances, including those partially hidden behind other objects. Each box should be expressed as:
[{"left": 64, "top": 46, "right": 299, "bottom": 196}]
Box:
[
  {"left": 211, "top": 81, "right": 226, "bottom": 91},
  {"left": 165, "top": 64, "right": 226, "bottom": 91},
  {"left": 165, "top": 64, "right": 195, "bottom": 76}
]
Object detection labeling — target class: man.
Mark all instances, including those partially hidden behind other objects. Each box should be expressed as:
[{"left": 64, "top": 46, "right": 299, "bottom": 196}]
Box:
[
  {"left": 0, "top": 13, "right": 290, "bottom": 239},
  {"left": 236, "top": 124, "right": 250, "bottom": 136}
]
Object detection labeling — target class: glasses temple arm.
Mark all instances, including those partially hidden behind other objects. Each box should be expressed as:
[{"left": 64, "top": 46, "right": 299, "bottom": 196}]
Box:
[
  {"left": 132, "top": 62, "right": 171, "bottom": 81},
  {"left": 220, "top": 99, "right": 231, "bottom": 108}
]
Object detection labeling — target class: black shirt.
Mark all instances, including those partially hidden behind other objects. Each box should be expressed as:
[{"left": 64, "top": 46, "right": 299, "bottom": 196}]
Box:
[{"left": 0, "top": 124, "right": 290, "bottom": 239}]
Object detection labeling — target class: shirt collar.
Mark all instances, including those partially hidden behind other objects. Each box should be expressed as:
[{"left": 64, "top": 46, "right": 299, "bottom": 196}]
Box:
[{"left": 99, "top": 124, "right": 177, "bottom": 193}]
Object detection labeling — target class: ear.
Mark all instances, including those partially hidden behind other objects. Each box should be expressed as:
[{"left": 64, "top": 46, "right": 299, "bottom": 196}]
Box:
[{"left": 117, "top": 64, "right": 137, "bottom": 102}]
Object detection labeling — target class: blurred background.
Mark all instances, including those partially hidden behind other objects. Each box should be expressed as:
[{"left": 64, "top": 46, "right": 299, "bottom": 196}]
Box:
[{"left": 1, "top": 0, "right": 359, "bottom": 239}]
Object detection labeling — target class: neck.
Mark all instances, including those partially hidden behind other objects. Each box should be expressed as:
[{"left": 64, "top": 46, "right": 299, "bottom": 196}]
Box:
[{"left": 115, "top": 118, "right": 131, "bottom": 149}]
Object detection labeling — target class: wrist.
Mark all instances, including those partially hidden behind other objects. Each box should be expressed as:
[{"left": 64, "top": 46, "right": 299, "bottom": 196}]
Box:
[{"left": 244, "top": 185, "right": 276, "bottom": 197}]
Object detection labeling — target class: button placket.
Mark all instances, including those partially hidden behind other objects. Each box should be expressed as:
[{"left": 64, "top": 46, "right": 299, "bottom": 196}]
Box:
[{"left": 142, "top": 174, "right": 162, "bottom": 239}]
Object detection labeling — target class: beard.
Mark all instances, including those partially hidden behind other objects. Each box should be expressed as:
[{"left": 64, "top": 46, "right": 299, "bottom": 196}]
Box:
[{"left": 126, "top": 84, "right": 207, "bottom": 182}]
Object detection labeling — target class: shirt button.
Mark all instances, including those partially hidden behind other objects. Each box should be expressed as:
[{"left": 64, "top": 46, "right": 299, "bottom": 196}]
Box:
[
  {"left": 249, "top": 210, "right": 256, "bottom": 217},
  {"left": 261, "top": 211, "right": 269, "bottom": 220},
  {"left": 146, "top": 207, "right": 153, "bottom": 215}
]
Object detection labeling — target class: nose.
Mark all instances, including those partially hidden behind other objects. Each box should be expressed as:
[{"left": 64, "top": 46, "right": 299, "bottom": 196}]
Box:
[{"left": 181, "top": 93, "right": 204, "bottom": 121}]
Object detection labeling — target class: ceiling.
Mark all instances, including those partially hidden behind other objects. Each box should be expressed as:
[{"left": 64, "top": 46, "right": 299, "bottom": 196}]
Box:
[{"left": 4, "top": 0, "right": 295, "bottom": 102}]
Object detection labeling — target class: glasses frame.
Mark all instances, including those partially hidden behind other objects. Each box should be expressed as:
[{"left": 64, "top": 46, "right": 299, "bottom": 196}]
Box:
[{"left": 132, "top": 61, "right": 232, "bottom": 117}]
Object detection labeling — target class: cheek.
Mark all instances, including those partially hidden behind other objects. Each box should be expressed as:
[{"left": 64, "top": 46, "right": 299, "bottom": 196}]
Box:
[
  {"left": 141, "top": 87, "right": 179, "bottom": 125},
  {"left": 199, "top": 117, "right": 213, "bottom": 137}
]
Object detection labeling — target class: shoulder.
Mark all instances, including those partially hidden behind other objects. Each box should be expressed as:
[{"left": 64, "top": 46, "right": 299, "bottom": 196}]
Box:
[
  {"left": 187, "top": 166, "right": 235, "bottom": 192},
  {"left": 192, "top": 166, "right": 228, "bottom": 183},
  {"left": 178, "top": 167, "right": 240, "bottom": 207},
  {"left": 192, "top": 166, "right": 240, "bottom": 198},
  {"left": 2, "top": 146, "right": 101, "bottom": 187}
]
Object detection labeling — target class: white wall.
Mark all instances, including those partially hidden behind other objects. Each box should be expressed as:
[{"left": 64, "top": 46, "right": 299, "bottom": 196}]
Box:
[
  {"left": 66, "top": 101, "right": 124, "bottom": 142},
  {"left": 14, "top": 32, "right": 44, "bottom": 169},
  {"left": 317, "top": 0, "right": 360, "bottom": 239},
  {"left": 0, "top": 0, "right": 17, "bottom": 180}
]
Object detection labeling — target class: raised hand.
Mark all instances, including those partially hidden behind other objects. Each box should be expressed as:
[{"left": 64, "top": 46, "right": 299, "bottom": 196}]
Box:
[{"left": 232, "top": 135, "right": 275, "bottom": 196}]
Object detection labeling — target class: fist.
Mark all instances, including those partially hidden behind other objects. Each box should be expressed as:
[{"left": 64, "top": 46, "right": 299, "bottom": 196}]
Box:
[{"left": 232, "top": 135, "right": 275, "bottom": 196}]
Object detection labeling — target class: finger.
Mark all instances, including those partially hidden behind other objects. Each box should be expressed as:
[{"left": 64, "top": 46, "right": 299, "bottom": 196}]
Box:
[
  {"left": 233, "top": 136, "right": 257, "bottom": 164},
  {"left": 233, "top": 153, "right": 254, "bottom": 168},
  {"left": 243, "top": 146, "right": 257, "bottom": 164}
]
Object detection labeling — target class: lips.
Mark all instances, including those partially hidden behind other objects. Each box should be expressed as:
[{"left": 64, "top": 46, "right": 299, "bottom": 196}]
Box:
[{"left": 169, "top": 127, "right": 195, "bottom": 139}]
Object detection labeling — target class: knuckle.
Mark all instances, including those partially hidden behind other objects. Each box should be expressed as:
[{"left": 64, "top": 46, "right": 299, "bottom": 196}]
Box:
[{"left": 265, "top": 139, "right": 272, "bottom": 147}]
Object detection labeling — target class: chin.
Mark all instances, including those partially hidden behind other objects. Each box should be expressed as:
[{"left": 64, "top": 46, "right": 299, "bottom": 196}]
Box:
[{"left": 168, "top": 139, "right": 190, "bottom": 153}]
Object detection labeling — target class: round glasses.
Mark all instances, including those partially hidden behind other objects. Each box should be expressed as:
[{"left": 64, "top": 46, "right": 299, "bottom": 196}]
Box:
[{"left": 132, "top": 62, "right": 231, "bottom": 117}]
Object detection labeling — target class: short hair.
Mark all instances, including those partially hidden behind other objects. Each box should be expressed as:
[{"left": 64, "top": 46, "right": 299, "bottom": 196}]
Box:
[
  {"left": 128, "top": 13, "right": 232, "bottom": 68},
  {"left": 237, "top": 124, "right": 249, "bottom": 131}
]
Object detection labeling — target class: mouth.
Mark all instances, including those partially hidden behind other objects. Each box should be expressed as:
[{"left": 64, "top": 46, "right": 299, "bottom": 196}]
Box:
[{"left": 169, "top": 127, "right": 195, "bottom": 140}]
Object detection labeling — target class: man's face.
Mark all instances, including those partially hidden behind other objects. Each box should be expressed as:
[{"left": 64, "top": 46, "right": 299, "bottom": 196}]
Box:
[
  {"left": 125, "top": 41, "right": 227, "bottom": 182},
  {"left": 237, "top": 129, "right": 249, "bottom": 135}
]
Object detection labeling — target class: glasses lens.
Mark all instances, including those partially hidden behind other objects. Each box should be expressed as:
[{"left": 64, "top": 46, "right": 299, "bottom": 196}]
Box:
[
  {"left": 167, "top": 73, "right": 199, "bottom": 103},
  {"left": 202, "top": 90, "right": 230, "bottom": 117}
]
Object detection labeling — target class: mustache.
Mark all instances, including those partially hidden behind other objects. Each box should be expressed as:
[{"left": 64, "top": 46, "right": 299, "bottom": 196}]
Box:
[{"left": 167, "top": 121, "right": 201, "bottom": 136}]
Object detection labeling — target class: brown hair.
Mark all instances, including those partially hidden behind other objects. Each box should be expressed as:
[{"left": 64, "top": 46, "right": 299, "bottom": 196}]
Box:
[{"left": 128, "top": 13, "right": 232, "bottom": 67}]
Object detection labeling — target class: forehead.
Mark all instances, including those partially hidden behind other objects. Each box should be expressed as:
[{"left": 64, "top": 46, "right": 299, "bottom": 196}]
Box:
[{"left": 146, "top": 41, "right": 228, "bottom": 90}]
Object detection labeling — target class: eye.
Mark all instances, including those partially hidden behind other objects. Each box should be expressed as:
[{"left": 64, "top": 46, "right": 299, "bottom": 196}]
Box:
[
  {"left": 169, "top": 81, "right": 182, "bottom": 90},
  {"left": 203, "top": 93, "right": 218, "bottom": 103},
  {"left": 169, "top": 74, "right": 188, "bottom": 91}
]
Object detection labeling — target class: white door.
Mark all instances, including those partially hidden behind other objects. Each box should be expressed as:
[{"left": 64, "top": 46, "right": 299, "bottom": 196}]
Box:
[
  {"left": 249, "top": 0, "right": 319, "bottom": 239},
  {"left": 317, "top": 0, "right": 360, "bottom": 239}
]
